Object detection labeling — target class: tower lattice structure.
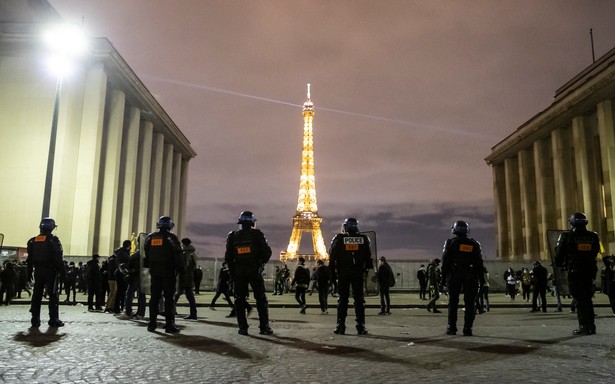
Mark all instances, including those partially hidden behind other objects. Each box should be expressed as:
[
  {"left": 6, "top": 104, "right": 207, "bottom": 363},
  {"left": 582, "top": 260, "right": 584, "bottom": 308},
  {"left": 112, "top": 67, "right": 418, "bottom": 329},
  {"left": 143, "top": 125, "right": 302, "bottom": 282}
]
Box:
[{"left": 280, "top": 85, "right": 329, "bottom": 262}]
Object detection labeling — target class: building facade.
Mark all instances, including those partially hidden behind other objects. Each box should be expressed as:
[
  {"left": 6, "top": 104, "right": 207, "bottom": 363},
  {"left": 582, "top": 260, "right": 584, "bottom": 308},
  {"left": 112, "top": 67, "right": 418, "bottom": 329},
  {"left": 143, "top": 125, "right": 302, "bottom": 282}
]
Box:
[
  {"left": 485, "top": 47, "right": 615, "bottom": 261},
  {"left": 0, "top": 1, "right": 196, "bottom": 256}
]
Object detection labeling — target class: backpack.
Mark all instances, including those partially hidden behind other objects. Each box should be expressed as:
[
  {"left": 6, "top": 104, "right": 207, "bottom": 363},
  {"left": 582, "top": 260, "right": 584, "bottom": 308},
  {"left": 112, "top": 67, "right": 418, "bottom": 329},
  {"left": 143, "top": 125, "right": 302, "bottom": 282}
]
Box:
[{"left": 388, "top": 267, "right": 396, "bottom": 287}]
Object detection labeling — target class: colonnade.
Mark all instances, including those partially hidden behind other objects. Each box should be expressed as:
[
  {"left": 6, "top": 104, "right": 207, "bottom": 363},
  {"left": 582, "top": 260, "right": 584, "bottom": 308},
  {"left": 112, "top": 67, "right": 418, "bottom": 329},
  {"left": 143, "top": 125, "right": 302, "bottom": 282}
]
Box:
[
  {"left": 0, "top": 33, "right": 195, "bottom": 257},
  {"left": 490, "top": 95, "right": 615, "bottom": 261},
  {"left": 58, "top": 61, "right": 194, "bottom": 257},
  {"left": 487, "top": 48, "right": 615, "bottom": 260}
]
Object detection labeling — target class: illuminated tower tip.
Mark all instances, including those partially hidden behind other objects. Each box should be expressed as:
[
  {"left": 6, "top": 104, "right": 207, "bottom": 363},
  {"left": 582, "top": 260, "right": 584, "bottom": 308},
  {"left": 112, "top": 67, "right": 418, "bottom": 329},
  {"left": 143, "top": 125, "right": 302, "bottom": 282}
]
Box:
[{"left": 307, "top": 83, "right": 311, "bottom": 101}]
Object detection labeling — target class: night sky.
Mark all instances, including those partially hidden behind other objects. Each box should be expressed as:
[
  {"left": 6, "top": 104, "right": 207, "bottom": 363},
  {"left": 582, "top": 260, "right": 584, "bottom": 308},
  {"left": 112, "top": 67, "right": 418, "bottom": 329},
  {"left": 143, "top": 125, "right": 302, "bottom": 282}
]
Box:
[{"left": 49, "top": 0, "right": 615, "bottom": 261}]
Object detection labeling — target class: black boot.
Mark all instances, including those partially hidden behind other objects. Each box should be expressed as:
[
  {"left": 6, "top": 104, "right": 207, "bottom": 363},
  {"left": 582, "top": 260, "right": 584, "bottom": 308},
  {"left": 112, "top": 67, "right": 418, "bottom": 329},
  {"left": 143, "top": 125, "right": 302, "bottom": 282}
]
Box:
[{"left": 334, "top": 324, "right": 346, "bottom": 335}]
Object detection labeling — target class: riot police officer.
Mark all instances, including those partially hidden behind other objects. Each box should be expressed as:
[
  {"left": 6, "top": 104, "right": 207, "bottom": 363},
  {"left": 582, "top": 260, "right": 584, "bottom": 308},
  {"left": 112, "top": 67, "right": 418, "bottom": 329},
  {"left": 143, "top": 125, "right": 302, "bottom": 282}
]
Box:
[
  {"left": 144, "top": 216, "right": 183, "bottom": 333},
  {"left": 26, "top": 217, "right": 65, "bottom": 328},
  {"left": 555, "top": 212, "right": 600, "bottom": 335},
  {"left": 441, "top": 220, "right": 484, "bottom": 336},
  {"left": 225, "top": 211, "right": 273, "bottom": 336},
  {"left": 329, "top": 217, "right": 373, "bottom": 335}
]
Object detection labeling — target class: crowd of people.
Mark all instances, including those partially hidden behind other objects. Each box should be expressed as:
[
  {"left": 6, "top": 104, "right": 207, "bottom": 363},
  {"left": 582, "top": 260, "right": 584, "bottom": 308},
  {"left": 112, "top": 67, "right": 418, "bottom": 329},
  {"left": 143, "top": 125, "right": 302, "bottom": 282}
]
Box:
[{"left": 8, "top": 211, "right": 609, "bottom": 337}]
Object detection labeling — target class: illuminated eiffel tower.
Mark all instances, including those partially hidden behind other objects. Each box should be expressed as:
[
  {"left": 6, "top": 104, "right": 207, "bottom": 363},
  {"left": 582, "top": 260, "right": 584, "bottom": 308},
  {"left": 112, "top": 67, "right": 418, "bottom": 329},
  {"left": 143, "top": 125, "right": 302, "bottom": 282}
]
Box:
[{"left": 280, "top": 84, "right": 329, "bottom": 262}]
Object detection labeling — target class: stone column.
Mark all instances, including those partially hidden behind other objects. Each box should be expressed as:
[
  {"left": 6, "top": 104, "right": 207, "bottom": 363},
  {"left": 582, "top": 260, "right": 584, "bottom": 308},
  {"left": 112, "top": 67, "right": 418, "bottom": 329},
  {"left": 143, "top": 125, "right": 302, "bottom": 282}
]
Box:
[
  {"left": 533, "top": 138, "right": 555, "bottom": 260},
  {"left": 161, "top": 143, "right": 174, "bottom": 217},
  {"left": 69, "top": 64, "right": 107, "bottom": 256},
  {"left": 136, "top": 121, "right": 153, "bottom": 234},
  {"left": 98, "top": 89, "right": 126, "bottom": 255},
  {"left": 148, "top": 133, "right": 165, "bottom": 231},
  {"left": 597, "top": 99, "right": 615, "bottom": 251},
  {"left": 551, "top": 126, "right": 575, "bottom": 229},
  {"left": 572, "top": 115, "right": 598, "bottom": 224},
  {"left": 171, "top": 152, "right": 182, "bottom": 227},
  {"left": 505, "top": 157, "right": 522, "bottom": 260},
  {"left": 493, "top": 164, "right": 509, "bottom": 260},
  {"left": 119, "top": 106, "right": 141, "bottom": 240},
  {"left": 178, "top": 158, "right": 190, "bottom": 238},
  {"left": 518, "top": 148, "right": 538, "bottom": 261}
]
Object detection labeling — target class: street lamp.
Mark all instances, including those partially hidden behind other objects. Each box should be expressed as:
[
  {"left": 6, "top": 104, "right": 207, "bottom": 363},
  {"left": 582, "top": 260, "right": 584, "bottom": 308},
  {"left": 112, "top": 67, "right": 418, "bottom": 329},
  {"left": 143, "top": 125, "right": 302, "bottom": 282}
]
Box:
[{"left": 41, "top": 24, "right": 88, "bottom": 218}]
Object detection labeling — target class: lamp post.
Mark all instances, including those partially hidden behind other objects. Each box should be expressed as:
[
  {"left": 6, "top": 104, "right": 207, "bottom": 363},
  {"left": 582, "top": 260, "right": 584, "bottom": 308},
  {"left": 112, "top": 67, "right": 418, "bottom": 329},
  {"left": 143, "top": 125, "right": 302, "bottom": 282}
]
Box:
[{"left": 41, "top": 24, "right": 88, "bottom": 218}]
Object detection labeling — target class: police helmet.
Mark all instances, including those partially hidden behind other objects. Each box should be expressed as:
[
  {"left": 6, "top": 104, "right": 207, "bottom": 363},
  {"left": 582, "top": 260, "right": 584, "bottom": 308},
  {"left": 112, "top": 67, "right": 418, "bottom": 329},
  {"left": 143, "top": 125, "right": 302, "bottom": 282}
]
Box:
[
  {"left": 157, "top": 216, "right": 175, "bottom": 230},
  {"left": 568, "top": 212, "right": 588, "bottom": 228},
  {"left": 343, "top": 217, "right": 359, "bottom": 233},
  {"left": 39, "top": 217, "right": 57, "bottom": 232},
  {"left": 237, "top": 211, "right": 257, "bottom": 226},
  {"left": 451, "top": 220, "right": 469, "bottom": 236}
]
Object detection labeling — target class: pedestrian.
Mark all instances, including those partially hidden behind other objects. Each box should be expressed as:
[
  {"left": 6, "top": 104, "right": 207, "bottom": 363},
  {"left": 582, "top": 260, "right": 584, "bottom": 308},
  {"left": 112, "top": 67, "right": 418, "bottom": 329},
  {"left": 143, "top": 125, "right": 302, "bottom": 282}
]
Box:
[
  {"left": 0, "top": 260, "right": 17, "bottom": 305},
  {"left": 273, "top": 266, "right": 284, "bottom": 295},
  {"left": 417, "top": 264, "right": 428, "bottom": 300},
  {"left": 282, "top": 265, "right": 291, "bottom": 293},
  {"left": 478, "top": 266, "right": 490, "bottom": 312},
  {"left": 16, "top": 261, "right": 31, "bottom": 299},
  {"left": 329, "top": 217, "right": 373, "bottom": 335},
  {"left": 520, "top": 268, "right": 532, "bottom": 302},
  {"left": 63, "top": 261, "right": 77, "bottom": 304},
  {"left": 104, "top": 252, "right": 118, "bottom": 313},
  {"left": 426, "top": 258, "right": 442, "bottom": 313},
  {"left": 210, "top": 261, "right": 235, "bottom": 316},
  {"left": 555, "top": 212, "right": 600, "bottom": 335},
  {"left": 113, "top": 240, "right": 131, "bottom": 314},
  {"left": 315, "top": 259, "right": 330, "bottom": 314},
  {"left": 224, "top": 211, "right": 273, "bottom": 336},
  {"left": 123, "top": 247, "right": 146, "bottom": 319},
  {"left": 193, "top": 266, "right": 203, "bottom": 295},
  {"left": 602, "top": 255, "right": 615, "bottom": 314},
  {"left": 174, "top": 238, "right": 198, "bottom": 320},
  {"left": 26, "top": 217, "right": 65, "bottom": 328},
  {"left": 505, "top": 267, "right": 518, "bottom": 300},
  {"left": 144, "top": 216, "right": 183, "bottom": 333},
  {"left": 531, "top": 260, "right": 548, "bottom": 312},
  {"left": 377, "top": 256, "right": 395, "bottom": 315},
  {"left": 292, "top": 256, "right": 310, "bottom": 314},
  {"left": 308, "top": 265, "right": 318, "bottom": 295},
  {"left": 441, "top": 220, "right": 485, "bottom": 336},
  {"left": 548, "top": 272, "right": 563, "bottom": 312},
  {"left": 86, "top": 254, "right": 103, "bottom": 311},
  {"left": 77, "top": 261, "right": 86, "bottom": 294}
]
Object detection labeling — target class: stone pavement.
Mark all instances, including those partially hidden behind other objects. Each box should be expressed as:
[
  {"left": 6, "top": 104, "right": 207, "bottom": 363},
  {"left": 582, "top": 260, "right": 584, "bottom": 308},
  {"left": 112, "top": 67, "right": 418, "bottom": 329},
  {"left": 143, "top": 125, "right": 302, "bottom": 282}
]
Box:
[{"left": 0, "top": 292, "right": 613, "bottom": 383}]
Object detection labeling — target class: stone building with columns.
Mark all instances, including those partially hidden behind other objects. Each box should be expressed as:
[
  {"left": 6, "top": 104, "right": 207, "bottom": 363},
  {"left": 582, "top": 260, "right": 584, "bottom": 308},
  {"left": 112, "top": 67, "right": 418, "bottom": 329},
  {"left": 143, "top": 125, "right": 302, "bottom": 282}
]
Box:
[
  {"left": 485, "top": 47, "right": 615, "bottom": 261},
  {"left": 0, "top": 1, "right": 196, "bottom": 256}
]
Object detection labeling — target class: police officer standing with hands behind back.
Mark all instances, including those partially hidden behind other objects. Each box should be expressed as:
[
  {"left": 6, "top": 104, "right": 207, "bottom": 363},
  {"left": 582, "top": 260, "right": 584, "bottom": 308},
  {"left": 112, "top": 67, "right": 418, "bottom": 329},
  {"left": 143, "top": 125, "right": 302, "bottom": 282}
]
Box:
[
  {"left": 144, "top": 216, "right": 183, "bottom": 334},
  {"left": 225, "top": 211, "right": 273, "bottom": 336},
  {"left": 26, "top": 217, "right": 65, "bottom": 328},
  {"left": 555, "top": 212, "right": 600, "bottom": 335},
  {"left": 441, "top": 220, "right": 484, "bottom": 336},
  {"left": 329, "top": 217, "right": 373, "bottom": 335}
]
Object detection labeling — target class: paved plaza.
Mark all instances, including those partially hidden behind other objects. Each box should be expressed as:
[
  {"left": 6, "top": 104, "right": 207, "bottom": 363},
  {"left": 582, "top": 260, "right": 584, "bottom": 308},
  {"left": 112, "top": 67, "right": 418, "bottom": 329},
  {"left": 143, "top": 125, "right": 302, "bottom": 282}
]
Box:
[{"left": 0, "top": 292, "right": 613, "bottom": 383}]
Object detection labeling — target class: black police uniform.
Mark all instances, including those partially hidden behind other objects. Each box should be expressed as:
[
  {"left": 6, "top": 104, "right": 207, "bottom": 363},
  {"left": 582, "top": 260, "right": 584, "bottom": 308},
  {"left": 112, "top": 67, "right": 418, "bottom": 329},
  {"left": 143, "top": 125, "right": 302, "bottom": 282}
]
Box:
[
  {"left": 26, "top": 230, "right": 64, "bottom": 327},
  {"left": 225, "top": 226, "right": 272, "bottom": 335},
  {"left": 441, "top": 234, "right": 484, "bottom": 335},
  {"left": 329, "top": 230, "right": 373, "bottom": 334},
  {"left": 144, "top": 228, "right": 183, "bottom": 332},
  {"left": 555, "top": 228, "right": 600, "bottom": 334}
]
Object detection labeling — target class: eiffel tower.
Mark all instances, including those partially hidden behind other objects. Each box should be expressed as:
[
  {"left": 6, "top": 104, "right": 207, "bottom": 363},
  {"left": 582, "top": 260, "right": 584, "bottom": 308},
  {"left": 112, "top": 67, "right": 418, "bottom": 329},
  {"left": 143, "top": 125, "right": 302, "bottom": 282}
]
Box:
[{"left": 280, "top": 84, "right": 329, "bottom": 262}]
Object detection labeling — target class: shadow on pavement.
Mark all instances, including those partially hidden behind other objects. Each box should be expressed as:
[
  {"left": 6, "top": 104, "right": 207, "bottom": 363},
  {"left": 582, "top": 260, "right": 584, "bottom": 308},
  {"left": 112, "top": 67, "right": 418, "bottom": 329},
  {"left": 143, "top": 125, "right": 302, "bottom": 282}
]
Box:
[
  {"left": 160, "top": 334, "right": 256, "bottom": 360},
  {"left": 252, "top": 334, "right": 410, "bottom": 365},
  {"left": 14, "top": 327, "right": 66, "bottom": 347}
]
